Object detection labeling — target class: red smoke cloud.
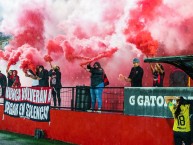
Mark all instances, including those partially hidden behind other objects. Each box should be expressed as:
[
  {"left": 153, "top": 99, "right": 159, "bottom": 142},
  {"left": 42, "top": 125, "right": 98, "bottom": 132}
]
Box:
[
  {"left": 1, "top": 8, "right": 45, "bottom": 72},
  {"left": 19, "top": 44, "right": 44, "bottom": 73},
  {"left": 11, "top": 9, "right": 45, "bottom": 49},
  {"left": 1, "top": 0, "right": 193, "bottom": 87},
  {"left": 124, "top": 0, "right": 162, "bottom": 57},
  {"left": 127, "top": 31, "right": 158, "bottom": 56},
  {"left": 46, "top": 40, "right": 63, "bottom": 55},
  {"left": 7, "top": 50, "right": 22, "bottom": 71}
]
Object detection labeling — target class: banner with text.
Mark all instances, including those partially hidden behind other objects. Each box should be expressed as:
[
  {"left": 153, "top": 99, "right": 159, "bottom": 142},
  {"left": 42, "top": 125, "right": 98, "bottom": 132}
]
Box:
[
  {"left": 4, "top": 87, "right": 52, "bottom": 122},
  {"left": 124, "top": 87, "right": 193, "bottom": 118}
]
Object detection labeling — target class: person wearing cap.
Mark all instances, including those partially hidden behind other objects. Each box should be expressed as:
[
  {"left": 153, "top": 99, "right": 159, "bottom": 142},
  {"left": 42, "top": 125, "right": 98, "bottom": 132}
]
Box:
[{"left": 124, "top": 58, "right": 144, "bottom": 87}]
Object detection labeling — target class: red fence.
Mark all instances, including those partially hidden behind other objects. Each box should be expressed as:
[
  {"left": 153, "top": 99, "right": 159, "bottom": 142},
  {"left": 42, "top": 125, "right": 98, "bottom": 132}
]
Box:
[{"left": 0, "top": 105, "right": 174, "bottom": 145}]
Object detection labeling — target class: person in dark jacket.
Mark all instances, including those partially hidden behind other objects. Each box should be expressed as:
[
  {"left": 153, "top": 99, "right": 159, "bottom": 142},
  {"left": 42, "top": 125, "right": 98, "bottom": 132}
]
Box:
[
  {"left": 6, "top": 70, "right": 14, "bottom": 87},
  {"left": 48, "top": 66, "right": 62, "bottom": 108},
  {"left": 86, "top": 62, "right": 104, "bottom": 112},
  {"left": 124, "top": 58, "right": 144, "bottom": 87},
  {"left": 0, "top": 71, "right": 7, "bottom": 97},
  {"left": 38, "top": 65, "right": 49, "bottom": 87},
  {"left": 169, "top": 67, "right": 188, "bottom": 87}
]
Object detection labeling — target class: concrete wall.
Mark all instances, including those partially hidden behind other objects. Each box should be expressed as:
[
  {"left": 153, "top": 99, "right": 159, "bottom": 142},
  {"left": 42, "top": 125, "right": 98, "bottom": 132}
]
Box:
[{"left": 0, "top": 105, "right": 174, "bottom": 145}]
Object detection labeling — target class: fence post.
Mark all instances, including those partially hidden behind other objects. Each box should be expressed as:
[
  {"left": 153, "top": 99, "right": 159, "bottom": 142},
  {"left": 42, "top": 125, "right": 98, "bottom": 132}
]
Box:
[{"left": 71, "top": 87, "right": 75, "bottom": 111}]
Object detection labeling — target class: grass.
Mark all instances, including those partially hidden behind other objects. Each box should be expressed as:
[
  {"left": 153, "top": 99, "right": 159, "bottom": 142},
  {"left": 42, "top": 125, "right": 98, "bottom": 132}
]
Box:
[{"left": 0, "top": 130, "right": 77, "bottom": 145}]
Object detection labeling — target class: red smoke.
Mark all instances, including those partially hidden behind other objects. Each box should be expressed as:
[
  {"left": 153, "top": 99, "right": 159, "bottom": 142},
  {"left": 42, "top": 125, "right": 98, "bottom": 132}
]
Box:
[
  {"left": 20, "top": 59, "right": 36, "bottom": 73},
  {"left": 127, "top": 31, "right": 158, "bottom": 57},
  {"left": 44, "top": 54, "right": 53, "bottom": 68},
  {"left": 11, "top": 9, "right": 45, "bottom": 49},
  {"left": 58, "top": 38, "right": 118, "bottom": 66},
  {"left": 46, "top": 40, "right": 63, "bottom": 55},
  {"left": 44, "top": 55, "right": 53, "bottom": 62},
  {"left": 0, "top": 51, "right": 6, "bottom": 61},
  {"left": 63, "top": 41, "right": 76, "bottom": 62},
  {"left": 7, "top": 50, "right": 22, "bottom": 71},
  {"left": 137, "top": 0, "right": 162, "bottom": 20},
  {"left": 80, "top": 48, "right": 118, "bottom": 66},
  {"left": 1, "top": 0, "right": 193, "bottom": 87},
  {"left": 2, "top": 8, "right": 45, "bottom": 72},
  {"left": 19, "top": 44, "right": 44, "bottom": 74},
  {"left": 124, "top": 0, "right": 162, "bottom": 57}
]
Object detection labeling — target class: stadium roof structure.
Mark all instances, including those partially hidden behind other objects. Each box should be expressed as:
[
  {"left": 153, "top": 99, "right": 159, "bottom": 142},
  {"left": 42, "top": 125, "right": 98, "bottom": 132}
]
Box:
[{"left": 144, "top": 55, "right": 193, "bottom": 80}]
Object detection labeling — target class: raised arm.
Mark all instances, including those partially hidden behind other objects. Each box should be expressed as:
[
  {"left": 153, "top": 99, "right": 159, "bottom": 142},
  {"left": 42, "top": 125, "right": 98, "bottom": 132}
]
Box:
[
  {"left": 80, "top": 63, "right": 92, "bottom": 72},
  {"left": 150, "top": 63, "right": 154, "bottom": 73},
  {"left": 156, "top": 63, "right": 164, "bottom": 74},
  {"left": 124, "top": 76, "right": 131, "bottom": 82}
]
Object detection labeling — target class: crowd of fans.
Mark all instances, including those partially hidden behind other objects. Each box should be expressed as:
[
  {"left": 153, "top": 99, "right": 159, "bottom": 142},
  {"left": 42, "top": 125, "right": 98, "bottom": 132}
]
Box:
[
  {"left": 0, "top": 58, "right": 192, "bottom": 144},
  {"left": 0, "top": 65, "right": 62, "bottom": 108}
]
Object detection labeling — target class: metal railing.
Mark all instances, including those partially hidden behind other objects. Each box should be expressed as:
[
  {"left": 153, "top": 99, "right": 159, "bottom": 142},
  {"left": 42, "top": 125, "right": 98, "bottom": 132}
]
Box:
[
  {"left": 57, "top": 86, "right": 124, "bottom": 113},
  {"left": 0, "top": 86, "right": 124, "bottom": 113}
]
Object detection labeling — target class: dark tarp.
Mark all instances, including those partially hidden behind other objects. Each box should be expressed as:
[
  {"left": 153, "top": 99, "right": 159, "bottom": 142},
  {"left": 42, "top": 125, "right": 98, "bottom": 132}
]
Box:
[{"left": 144, "top": 55, "right": 193, "bottom": 79}]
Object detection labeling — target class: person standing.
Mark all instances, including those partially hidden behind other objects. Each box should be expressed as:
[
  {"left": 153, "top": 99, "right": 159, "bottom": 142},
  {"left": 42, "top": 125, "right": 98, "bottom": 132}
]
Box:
[
  {"left": 164, "top": 96, "right": 191, "bottom": 145},
  {"left": 0, "top": 71, "right": 7, "bottom": 97},
  {"left": 124, "top": 58, "right": 144, "bottom": 87},
  {"left": 169, "top": 67, "right": 188, "bottom": 87},
  {"left": 38, "top": 65, "right": 49, "bottom": 87},
  {"left": 12, "top": 70, "right": 21, "bottom": 88},
  {"left": 150, "top": 63, "right": 165, "bottom": 87},
  {"left": 48, "top": 66, "right": 62, "bottom": 108},
  {"left": 6, "top": 70, "right": 14, "bottom": 87},
  {"left": 86, "top": 62, "right": 104, "bottom": 112}
]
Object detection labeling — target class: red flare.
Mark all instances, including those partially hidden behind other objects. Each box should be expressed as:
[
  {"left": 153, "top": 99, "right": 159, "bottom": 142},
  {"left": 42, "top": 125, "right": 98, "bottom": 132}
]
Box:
[
  {"left": 44, "top": 55, "right": 53, "bottom": 62},
  {"left": 44, "top": 54, "right": 53, "bottom": 67},
  {"left": 20, "top": 59, "right": 36, "bottom": 74}
]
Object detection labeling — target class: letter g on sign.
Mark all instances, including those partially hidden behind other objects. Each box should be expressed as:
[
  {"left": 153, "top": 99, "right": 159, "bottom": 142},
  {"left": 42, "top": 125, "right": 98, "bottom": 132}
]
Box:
[{"left": 129, "top": 96, "right": 135, "bottom": 105}]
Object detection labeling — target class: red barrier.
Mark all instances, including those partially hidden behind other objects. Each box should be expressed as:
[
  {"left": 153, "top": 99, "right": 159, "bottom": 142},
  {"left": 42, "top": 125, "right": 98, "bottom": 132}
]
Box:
[{"left": 0, "top": 105, "right": 174, "bottom": 145}]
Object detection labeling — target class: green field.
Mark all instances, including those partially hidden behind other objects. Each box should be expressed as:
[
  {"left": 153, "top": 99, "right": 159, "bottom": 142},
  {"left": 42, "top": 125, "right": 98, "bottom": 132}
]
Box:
[{"left": 0, "top": 130, "right": 77, "bottom": 145}]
